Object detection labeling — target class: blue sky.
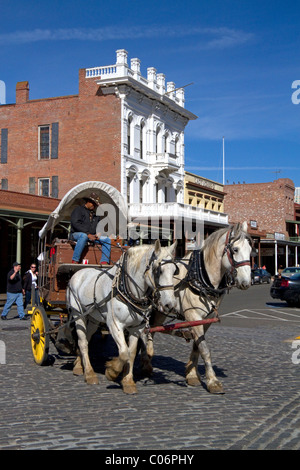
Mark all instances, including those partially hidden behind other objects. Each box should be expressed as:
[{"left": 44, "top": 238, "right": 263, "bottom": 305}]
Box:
[{"left": 1, "top": 0, "right": 300, "bottom": 187}]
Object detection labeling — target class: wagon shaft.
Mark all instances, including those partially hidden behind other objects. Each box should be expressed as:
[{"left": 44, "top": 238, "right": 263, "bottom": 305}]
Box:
[{"left": 149, "top": 317, "right": 220, "bottom": 333}]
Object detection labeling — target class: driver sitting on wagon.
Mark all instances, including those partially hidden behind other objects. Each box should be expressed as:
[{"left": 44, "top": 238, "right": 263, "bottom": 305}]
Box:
[{"left": 70, "top": 193, "right": 111, "bottom": 265}]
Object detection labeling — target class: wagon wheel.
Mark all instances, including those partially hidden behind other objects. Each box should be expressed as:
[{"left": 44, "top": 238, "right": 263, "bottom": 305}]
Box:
[{"left": 30, "top": 306, "right": 50, "bottom": 365}]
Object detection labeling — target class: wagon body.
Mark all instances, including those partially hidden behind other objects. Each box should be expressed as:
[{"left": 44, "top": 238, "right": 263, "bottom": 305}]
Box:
[
  {"left": 37, "top": 238, "right": 125, "bottom": 307},
  {"left": 28, "top": 181, "right": 128, "bottom": 365}
]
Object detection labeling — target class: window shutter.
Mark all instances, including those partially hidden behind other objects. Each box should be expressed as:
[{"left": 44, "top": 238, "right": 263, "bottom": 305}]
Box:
[
  {"left": 51, "top": 176, "right": 58, "bottom": 198},
  {"left": 29, "top": 177, "right": 36, "bottom": 194},
  {"left": 51, "top": 122, "right": 59, "bottom": 159},
  {"left": 1, "top": 178, "right": 8, "bottom": 190},
  {"left": 1, "top": 128, "right": 8, "bottom": 163}
]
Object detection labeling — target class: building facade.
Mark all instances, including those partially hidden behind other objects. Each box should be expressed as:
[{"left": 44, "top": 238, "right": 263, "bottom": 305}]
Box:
[
  {"left": 184, "top": 171, "right": 227, "bottom": 238},
  {"left": 224, "top": 178, "right": 300, "bottom": 274},
  {"left": 0, "top": 49, "right": 230, "bottom": 263}
]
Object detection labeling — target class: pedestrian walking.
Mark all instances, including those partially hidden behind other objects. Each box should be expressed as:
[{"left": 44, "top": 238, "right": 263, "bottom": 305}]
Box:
[
  {"left": 1, "top": 262, "right": 28, "bottom": 320},
  {"left": 23, "top": 263, "right": 39, "bottom": 309}
]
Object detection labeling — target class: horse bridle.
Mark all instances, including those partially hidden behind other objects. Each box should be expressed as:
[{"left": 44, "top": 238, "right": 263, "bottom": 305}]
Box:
[
  {"left": 223, "top": 228, "right": 252, "bottom": 277},
  {"left": 144, "top": 251, "right": 179, "bottom": 292},
  {"left": 114, "top": 250, "right": 177, "bottom": 316}
]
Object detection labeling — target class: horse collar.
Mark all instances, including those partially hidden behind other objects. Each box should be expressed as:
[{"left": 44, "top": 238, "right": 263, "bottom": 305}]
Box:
[{"left": 186, "top": 250, "right": 228, "bottom": 298}]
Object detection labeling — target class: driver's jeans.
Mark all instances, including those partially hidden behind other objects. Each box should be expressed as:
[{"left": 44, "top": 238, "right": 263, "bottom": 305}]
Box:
[{"left": 70, "top": 232, "right": 111, "bottom": 263}]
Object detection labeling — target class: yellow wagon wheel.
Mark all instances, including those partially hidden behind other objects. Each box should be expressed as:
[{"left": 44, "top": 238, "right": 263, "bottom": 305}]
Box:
[{"left": 30, "top": 306, "right": 50, "bottom": 365}]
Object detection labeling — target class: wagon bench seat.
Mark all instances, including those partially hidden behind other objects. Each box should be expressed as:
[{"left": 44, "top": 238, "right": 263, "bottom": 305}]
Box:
[{"left": 40, "top": 239, "right": 125, "bottom": 304}]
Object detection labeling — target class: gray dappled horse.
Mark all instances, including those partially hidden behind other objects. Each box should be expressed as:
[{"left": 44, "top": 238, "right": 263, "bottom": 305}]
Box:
[
  {"left": 66, "top": 240, "right": 178, "bottom": 394},
  {"left": 140, "top": 222, "right": 252, "bottom": 394}
]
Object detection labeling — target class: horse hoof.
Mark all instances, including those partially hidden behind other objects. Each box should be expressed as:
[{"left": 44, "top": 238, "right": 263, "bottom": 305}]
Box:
[
  {"left": 122, "top": 384, "right": 137, "bottom": 394},
  {"left": 73, "top": 365, "right": 84, "bottom": 376},
  {"left": 186, "top": 376, "right": 201, "bottom": 386},
  {"left": 85, "top": 374, "right": 99, "bottom": 385},
  {"left": 207, "top": 381, "right": 224, "bottom": 394},
  {"left": 105, "top": 367, "right": 118, "bottom": 382}
]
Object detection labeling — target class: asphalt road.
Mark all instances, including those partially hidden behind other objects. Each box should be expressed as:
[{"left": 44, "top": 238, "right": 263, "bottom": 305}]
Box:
[
  {"left": 220, "top": 282, "right": 300, "bottom": 329},
  {"left": 0, "top": 283, "right": 299, "bottom": 452}
]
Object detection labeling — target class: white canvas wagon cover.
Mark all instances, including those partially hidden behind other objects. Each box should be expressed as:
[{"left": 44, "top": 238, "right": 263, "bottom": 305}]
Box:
[{"left": 39, "top": 181, "right": 128, "bottom": 239}]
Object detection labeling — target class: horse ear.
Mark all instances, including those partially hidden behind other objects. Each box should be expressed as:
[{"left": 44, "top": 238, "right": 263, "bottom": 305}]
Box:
[
  {"left": 241, "top": 221, "right": 248, "bottom": 233},
  {"left": 169, "top": 240, "right": 177, "bottom": 257},
  {"left": 154, "top": 239, "right": 161, "bottom": 255}
]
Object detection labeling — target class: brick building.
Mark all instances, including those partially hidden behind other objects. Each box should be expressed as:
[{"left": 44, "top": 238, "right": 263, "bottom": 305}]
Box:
[
  {"left": 0, "top": 48, "right": 230, "bottom": 275},
  {"left": 0, "top": 74, "right": 121, "bottom": 197},
  {"left": 224, "top": 178, "right": 300, "bottom": 274}
]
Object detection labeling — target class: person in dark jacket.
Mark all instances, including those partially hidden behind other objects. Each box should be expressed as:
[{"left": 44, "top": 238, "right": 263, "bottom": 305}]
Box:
[
  {"left": 1, "top": 262, "right": 27, "bottom": 320},
  {"left": 70, "top": 193, "right": 111, "bottom": 264},
  {"left": 23, "top": 263, "right": 39, "bottom": 308}
]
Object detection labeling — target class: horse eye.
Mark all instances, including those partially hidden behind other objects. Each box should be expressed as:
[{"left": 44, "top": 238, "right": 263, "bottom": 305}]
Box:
[{"left": 233, "top": 247, "right": 239, "bottom": 253}]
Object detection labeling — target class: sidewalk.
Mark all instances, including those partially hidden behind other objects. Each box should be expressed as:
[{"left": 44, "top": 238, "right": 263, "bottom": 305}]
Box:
[{"left": 0, "top": 293, "right": 6, "bottom": 308}]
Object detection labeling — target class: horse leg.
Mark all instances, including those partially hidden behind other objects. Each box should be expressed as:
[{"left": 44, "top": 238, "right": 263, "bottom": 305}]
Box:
[
  {"left": 120, "top": 332, "right": 139, "bottom": 395},
  {"left": 105, "top": 321, "right": 129, "bottom": 382},
  {"left": 73, "top": 349, "right": 84, "bottom": 376},
  {"left": 185, "top": 340, "right": 202, "bottom": 386},
  {"left": 75, "top": 317, "right": 99, "bottom": 385},
  {"left": 139, "top": 309, "right": 166, "bottom": 376},
  {"left": 139, "top": 331, "right": 154, "bottom": 377},
  {"left": 199, "top": 337, "right": 224, "bottom": 393},
  {"left": 73, "top": 320, "right": 98, "bottom": 377},
  {"left": 187, "top": 325, "right": 224, "bottom": 393}
]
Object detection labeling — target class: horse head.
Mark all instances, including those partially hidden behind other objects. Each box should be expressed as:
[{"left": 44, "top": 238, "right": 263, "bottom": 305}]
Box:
[
  {"left": 221, "top": 221, "right": 252, "bottom": 290},
  {"left": 145, "top": 239, "right": 178, "bottom": 313}
]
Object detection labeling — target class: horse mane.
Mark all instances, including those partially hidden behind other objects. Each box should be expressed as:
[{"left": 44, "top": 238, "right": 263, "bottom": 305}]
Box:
[
  {"left": 202, "top": 223, "right": 250, "bottom": 265},
  {"left": 127, "top": 244, "right": 153, "bottom": 270},
  {"left": 126, "top": 243, "right": 173, "bottom": 273}
]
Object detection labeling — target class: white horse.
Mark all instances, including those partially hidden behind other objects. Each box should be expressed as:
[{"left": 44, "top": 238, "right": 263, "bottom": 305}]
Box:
[
  {"left": 141, "top": 222, "right": 252, "bottom": 394},
  {"left": 66, "top": 240, "right": 178, "bottom": 394}
]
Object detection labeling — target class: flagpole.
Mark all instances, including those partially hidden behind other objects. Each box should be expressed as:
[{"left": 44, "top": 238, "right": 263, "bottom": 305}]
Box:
[{"left": 222, "top": 136, "right": 225, "bottom": 185}]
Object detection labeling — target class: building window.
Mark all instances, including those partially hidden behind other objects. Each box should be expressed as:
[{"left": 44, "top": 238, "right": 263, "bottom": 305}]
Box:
[
  {"left": 1, "top": 178, "right": 8, "bottom": 189},
  {"left": 139, "top": 179, "right": 144, "bottom": 203},
  {"left": 1, "top": 128, "right": 8, "bottom": 164},
  {"left": 163, "top": 133, "right": 168, "bottom": 153},
  {"left": 156, "top": 126, "right": 161, "bottom": 154},
  {"left": 140, "top": 122, "right": 144, "bottom": 159},
  {"left": 39, "top": 126, "right": 50, "bottom": 159},
  {"left": 127, "top": 176, "right": 131, "bottom": 204},
  {"left": 38, "top": 178, "right": 50, "bottom": 196},
  {"left": 127, "top": 117, "right": 133, "bottom": 156},
  {"left": 175, "top": 136, "right": 179, "bottom": 157}
]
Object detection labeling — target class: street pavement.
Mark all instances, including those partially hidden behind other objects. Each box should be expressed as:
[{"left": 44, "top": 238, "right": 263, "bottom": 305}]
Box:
[{"left": 0, "top": 283, "right": 299, "bottom": 451}]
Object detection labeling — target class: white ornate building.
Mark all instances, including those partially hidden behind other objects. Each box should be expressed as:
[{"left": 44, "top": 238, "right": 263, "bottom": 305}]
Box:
[{"left": 86, "top": 49, "right": 228, "bottom": 246}]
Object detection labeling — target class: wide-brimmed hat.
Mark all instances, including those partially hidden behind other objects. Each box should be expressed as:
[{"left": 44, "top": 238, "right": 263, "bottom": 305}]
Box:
[{"left": 85, "top": 192, "right": 101, "bottom": 206}]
